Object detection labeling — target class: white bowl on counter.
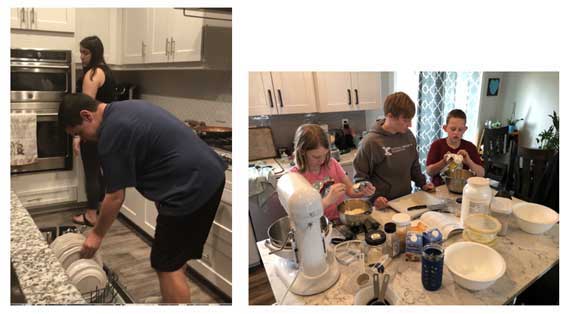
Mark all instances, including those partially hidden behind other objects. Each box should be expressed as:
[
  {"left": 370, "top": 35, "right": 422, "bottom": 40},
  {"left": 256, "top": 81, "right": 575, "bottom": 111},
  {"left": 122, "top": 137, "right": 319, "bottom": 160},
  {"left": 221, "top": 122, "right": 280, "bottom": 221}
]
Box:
[
  {"left": 445, "top": 241, "right": 506, "bottom": 291},
  {"left": 512, "top": 202, "right": 559, "bottom": 234}
]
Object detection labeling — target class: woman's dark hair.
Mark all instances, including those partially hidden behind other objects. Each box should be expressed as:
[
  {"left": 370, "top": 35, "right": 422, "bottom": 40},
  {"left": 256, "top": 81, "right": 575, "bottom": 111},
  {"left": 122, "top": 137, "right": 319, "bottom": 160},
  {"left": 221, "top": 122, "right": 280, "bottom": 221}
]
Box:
[{"left": 80, "top": 36, "right": 109, "bottom": 80}]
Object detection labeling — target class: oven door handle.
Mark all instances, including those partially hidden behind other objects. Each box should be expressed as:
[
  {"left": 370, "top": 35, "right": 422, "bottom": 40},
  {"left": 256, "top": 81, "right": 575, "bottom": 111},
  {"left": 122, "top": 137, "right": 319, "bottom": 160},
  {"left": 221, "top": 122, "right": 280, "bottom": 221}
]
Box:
[{"left": 11, "top": 63, "right": 70, "bottom": 69}]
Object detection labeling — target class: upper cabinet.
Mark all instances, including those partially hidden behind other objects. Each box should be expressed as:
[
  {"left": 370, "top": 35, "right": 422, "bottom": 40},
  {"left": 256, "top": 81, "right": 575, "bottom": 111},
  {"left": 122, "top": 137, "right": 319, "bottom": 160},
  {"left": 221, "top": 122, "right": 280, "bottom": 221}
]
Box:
[
  {"left": 75, "top": 9, "right": 120, "bottom": 65},
  {"left": 123, "top": 8, "right": 203, "bottom": 64},
  {"left": 249, "top": 72, "right": 317, "bottom": 116},
  {"left": 315, "top": 72, "right": 381, "bottom": 112},
  {"left": 11, "top": 8, "right": 75, "bottom": 33}
]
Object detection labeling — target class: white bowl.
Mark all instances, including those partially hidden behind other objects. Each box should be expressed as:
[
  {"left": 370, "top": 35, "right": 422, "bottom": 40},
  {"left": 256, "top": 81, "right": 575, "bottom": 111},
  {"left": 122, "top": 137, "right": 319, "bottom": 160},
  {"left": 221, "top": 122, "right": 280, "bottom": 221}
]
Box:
[
  {"left": 445, "top": 242, "right": 506, "bottom": 291},
  {"left": 512, "top": 202, "right": 559, "bottom": 234}
]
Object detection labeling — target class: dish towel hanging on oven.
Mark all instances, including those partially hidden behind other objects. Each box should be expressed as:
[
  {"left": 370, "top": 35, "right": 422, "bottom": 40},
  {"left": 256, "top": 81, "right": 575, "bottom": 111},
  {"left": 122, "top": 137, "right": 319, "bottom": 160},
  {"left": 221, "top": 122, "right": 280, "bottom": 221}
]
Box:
[{"left": 11, "top": 112, "right": 38, "bottom": 166}]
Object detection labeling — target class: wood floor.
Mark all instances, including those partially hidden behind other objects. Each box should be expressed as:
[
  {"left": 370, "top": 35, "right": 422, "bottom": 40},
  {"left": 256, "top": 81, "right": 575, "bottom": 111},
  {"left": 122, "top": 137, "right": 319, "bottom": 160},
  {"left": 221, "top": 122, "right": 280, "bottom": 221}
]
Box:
[
  {"left": 249, "top": 265, "right": 276, "bottom": 305},
  {"left": 31, "top": 209, "right": 227, "bottom": 304}
]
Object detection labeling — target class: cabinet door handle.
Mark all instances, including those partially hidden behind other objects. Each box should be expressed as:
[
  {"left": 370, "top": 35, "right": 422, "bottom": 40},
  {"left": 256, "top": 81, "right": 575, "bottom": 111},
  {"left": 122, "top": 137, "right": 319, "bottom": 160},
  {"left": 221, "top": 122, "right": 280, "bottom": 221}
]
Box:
[
  {"left": 171, "top": 37, "right": 175, "bottom": 56},
  {"left": 355, "top": 89, "right": 359, "bottom": 105},
  {"left": 141, "top": 41, "right": 146, "bottom": 57},
  {"left": 30, "top": 8, "right": 35, "bottom": 27},
  {"left": 277, "top": 89, "right": 284, "bottom": 108},
  {"left": 347, "top": 89, "right": 352, "bottom": 105},
  {"left": 165, "top": 38, "right": 170, "bottom": 56},
  {"left": 267, "top": 89, "right": 274, "bottom": 108},
  {"left": 20, "top": 8, "right": 26, "bottom": 27}
]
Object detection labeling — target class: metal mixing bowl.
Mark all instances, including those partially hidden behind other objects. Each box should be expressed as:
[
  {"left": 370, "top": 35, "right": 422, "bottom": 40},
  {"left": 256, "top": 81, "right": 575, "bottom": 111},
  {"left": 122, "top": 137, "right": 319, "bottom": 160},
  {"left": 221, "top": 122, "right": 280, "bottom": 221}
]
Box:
[
  {"left": 337, "top": 199, "right": 373, "bottom": 226},
  {"left": 443, "top": 169, "right": 474, "bottom": 194},
  {"left": 267, "top": 216, "right": 330, "bottom": 249}
]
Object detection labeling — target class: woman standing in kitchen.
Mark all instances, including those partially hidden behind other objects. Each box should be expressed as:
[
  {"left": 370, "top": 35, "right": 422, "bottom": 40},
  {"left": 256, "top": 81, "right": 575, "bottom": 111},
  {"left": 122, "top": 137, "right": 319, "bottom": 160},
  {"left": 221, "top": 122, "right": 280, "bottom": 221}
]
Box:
[
  {"left": 72, "top": 36, "right": 116, "bottom": 226},
  {"left": 289, "top": 124, "right": 376, "bottom": 221}
]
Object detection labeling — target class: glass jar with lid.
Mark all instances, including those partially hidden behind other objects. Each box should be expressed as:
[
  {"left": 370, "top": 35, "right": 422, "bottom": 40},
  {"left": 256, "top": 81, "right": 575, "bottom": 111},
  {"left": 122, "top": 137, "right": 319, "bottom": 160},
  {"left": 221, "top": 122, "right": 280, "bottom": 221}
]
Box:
[
  {"left": 460, "top": 177, "right": 493, "bottom": 226},
  {"left": 364, "top": 230, "right": 386, "bottom": 265}
]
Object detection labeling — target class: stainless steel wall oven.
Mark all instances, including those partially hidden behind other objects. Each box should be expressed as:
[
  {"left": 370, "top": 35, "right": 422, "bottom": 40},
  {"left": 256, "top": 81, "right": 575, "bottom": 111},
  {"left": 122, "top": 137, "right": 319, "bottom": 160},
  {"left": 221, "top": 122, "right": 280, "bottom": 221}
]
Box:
[{"left": 11, "top": 49, "right": 73, "bottom": 174}]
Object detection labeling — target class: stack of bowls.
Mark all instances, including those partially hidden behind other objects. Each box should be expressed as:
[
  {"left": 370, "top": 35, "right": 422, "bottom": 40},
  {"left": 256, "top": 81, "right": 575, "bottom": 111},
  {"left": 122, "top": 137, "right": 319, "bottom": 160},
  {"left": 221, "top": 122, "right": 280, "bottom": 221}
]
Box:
[{"left": 462, "top": 214, "right": 501, "bottom": 246}]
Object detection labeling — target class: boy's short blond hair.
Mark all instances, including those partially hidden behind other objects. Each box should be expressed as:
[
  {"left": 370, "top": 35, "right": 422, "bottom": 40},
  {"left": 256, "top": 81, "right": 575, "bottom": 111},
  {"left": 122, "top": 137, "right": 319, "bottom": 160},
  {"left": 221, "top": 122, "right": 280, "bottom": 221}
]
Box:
[{"left": 384, "top": 92, "right": 416, "bottom": 119}]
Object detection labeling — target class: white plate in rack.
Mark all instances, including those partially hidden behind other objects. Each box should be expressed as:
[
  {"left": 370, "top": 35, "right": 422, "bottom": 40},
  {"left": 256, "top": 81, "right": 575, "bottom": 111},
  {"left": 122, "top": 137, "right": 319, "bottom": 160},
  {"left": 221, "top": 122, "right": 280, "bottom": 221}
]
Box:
[{"left": 66, "top": 259, "right": 107, "bottom": 294}]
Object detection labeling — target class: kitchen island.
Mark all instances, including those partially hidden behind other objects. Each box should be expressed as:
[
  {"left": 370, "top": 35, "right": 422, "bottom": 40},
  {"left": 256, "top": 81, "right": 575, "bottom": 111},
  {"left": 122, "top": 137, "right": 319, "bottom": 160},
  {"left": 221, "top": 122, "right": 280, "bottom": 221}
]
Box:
[
  {"left": 10, "top": 191, "right": 85, "bottom": 304},
  {"left": 256, "top": 185, "right": 559, "bottom": 305}
]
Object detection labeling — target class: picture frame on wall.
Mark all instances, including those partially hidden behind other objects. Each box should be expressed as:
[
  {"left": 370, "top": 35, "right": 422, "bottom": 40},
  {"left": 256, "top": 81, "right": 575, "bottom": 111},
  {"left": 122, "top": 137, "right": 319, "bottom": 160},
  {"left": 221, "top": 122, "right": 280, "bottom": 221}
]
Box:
[{"left": 487, "top": 78, "right": 500, "bottom": 96}]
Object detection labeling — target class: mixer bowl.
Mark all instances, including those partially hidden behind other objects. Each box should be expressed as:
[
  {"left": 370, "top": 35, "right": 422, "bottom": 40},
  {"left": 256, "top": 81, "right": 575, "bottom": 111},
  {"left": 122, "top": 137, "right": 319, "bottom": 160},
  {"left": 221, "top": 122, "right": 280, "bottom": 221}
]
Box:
[
  {"left": 267, "top": 216, "right": 330, "bottom": 249},
  {"left": 338, "top": 199, "right": 373, "bottom": 226},
  {"left": 443, "top": 169, "right": 474, "bottom": 194}
]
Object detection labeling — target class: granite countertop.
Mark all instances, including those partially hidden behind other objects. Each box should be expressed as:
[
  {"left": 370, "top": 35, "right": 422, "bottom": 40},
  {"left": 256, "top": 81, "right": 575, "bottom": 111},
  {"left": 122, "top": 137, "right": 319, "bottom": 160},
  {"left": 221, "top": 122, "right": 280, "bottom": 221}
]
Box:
[
  {"left": 257, "top": 185, "right": 559, "bottom": 305},
  {"left": 10, "top": 191, "right": 86, "bottom": 304}
]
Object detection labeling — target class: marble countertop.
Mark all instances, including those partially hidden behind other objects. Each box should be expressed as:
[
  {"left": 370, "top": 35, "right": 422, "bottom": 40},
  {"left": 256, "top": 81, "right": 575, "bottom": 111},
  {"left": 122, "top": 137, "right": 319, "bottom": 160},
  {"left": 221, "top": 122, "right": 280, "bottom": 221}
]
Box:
[
  {"left": 257, "top": 185, "right": 559, "bottom": 305},
  {"left": 10, "top": 191, "right": 86, "bottom": 304}
]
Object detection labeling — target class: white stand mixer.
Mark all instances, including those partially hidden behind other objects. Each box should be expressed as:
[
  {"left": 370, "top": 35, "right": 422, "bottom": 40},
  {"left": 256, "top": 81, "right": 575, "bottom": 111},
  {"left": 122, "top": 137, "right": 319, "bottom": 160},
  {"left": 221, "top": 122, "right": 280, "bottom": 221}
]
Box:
[{"left": 275, "top": 173, "right": 340, "bottom": 296}]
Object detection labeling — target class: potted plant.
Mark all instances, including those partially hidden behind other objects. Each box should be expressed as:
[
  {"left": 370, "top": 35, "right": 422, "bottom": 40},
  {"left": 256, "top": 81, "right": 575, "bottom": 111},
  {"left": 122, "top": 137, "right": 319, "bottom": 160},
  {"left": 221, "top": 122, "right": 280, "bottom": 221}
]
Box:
[
  {"left": 507, "top": 117, "right": 523, "bottom": 133},
  {"left": 536, "top": 111, "right": 559, "bottom": 151}
]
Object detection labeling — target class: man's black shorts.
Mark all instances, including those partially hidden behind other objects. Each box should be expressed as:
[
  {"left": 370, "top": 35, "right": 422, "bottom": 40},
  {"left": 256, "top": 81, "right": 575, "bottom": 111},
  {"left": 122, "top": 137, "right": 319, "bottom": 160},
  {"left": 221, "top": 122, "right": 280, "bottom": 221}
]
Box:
[{"left": 150, "top": 180, "right": 225, "bottom": 272}]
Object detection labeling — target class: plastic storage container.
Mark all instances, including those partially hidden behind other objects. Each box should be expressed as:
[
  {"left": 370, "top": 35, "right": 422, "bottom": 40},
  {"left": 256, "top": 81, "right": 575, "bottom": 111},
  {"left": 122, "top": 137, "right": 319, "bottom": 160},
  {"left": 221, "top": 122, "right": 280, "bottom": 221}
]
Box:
[
  {"left": 460, "top": 177, "right": 493, "bottom": 226},
  {"left": 490, "top": 197, "right": 512, "bottom": 236},
  {"left": 364, "top": 230, "right": 386, "bottom": 264},
  {"left": 463, "top": 213, "right": 501, "bottom": 245},
  {"left": 392, "top": 213, "right": 411, "bottom": 252}
]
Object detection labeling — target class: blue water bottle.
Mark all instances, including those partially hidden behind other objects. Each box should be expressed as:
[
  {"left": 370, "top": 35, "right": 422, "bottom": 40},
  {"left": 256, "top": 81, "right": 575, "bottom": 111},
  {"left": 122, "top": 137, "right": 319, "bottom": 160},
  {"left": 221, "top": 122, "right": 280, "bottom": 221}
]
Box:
[{"left": 421, "top": 243, "right": 444, "bottom": 291}]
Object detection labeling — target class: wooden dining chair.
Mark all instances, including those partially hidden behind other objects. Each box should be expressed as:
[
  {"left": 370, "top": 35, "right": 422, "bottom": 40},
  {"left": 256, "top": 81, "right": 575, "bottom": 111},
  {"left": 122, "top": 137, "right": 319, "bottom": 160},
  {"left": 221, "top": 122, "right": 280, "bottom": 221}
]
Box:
[
  {"left": 482, "top": 126, "right": 512, "bottom": 187},
  {"left": 513, "top": 147, "right": 556, "bottom": 203}
]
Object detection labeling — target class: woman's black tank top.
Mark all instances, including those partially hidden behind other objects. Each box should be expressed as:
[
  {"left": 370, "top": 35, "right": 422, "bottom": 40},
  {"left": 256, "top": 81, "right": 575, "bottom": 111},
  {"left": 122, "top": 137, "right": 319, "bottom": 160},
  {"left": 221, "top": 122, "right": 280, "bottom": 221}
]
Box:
[{"left": 77, "top": 64, "right": 117, "bottom": 103}]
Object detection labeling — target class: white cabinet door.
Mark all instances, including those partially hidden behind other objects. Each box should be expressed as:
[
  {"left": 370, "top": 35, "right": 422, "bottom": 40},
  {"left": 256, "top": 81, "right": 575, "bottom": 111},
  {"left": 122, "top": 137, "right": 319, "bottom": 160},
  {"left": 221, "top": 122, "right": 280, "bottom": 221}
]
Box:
[
  {"left": 121, "top": 187, "right": 145, "bottom": 225},
  {"left": 352, "top": 72, "right": 381, "bottom": 110},
  {"left": 315, "top": 72, "right": 355, "bottom": 113},
  {"left": 11, "top": 8, "right": 74, "bottom": 32},
  {"left": 143, "top": 200, "right": 158, "bottom": 238},
  {"left": 169, "top": 9, "right": 203, "bottom": 63},
  {"left": 249, "top": 72, "right": 278, "bottom": 116},
  {"left": 11, "top": 8, "right": 27, "bottom": 29},
  {"left": 147, "top": 9, "right": 173, "bottom": 64},
  {"left": 270, "top": 72, "right": 317, "bottom": 115},
  {"left": 75, "top": 9, "right": 119, "bottom": 65},
  {"left": 122, "top": 9, "right": 149, "bottom": 64}
]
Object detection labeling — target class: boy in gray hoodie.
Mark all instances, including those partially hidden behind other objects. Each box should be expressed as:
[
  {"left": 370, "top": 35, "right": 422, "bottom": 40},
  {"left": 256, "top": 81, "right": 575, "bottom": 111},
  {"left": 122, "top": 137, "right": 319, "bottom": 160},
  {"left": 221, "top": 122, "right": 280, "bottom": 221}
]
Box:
[{"left": 354, "top": 92, "right": 434, "bottom": 209}]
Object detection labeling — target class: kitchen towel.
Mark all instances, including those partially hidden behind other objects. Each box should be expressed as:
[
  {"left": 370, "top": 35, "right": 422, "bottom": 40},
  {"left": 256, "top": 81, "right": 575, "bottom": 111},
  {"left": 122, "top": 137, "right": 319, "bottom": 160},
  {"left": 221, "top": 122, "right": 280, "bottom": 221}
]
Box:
[
  {"left": 249, "top": 166, "right": 277, "bottom": 207},
  {"left": 11, "top": 112, "right": 38, "bottom": 166}
]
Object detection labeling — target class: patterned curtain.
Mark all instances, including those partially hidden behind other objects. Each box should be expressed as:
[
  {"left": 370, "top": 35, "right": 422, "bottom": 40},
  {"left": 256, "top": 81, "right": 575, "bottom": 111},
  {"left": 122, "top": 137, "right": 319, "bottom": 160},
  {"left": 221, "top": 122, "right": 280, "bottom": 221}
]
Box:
[{"left": 416, "top": 72, "right": 482, "bottom": 173}]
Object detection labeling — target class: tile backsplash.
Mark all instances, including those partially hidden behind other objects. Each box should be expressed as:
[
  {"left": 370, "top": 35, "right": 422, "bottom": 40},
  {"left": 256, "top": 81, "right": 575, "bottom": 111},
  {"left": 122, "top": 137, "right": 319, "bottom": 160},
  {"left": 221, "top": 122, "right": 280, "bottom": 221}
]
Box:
[{"left": 250, "top": 111, "right": 369, "bottom": 154}]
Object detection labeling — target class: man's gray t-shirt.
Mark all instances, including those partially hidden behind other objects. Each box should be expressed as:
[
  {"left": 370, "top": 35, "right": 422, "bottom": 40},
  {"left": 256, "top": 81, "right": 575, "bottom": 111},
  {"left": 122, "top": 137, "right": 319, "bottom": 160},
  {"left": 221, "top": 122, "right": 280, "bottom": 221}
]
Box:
[{"left": 97, "top": 100, "right": 226, "bottom": 216}]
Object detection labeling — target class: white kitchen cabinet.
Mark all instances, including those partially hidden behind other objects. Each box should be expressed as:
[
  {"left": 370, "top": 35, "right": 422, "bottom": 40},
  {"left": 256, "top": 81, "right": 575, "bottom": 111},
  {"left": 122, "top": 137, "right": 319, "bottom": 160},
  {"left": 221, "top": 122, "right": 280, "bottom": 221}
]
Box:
[
  {"left": 121, "top": 8, "right": 150, "bottom": 64},
  {"left": 249, "top": 72, "right": 278, "bottom": 116},
  {"left": 74, "top": 9, "right": 120, "bottom": 65},
  {"left": 11, "top": 8, "right": 75, "bottom": 33},
  {"left": 315, "top": 72, "right": 381, "bottom": 112},
  {"left": 123, "top": 8, "right": 203, "bottom": 65},
  {"left": 120, "top": 187, "right": 144, "bottom": 224},
  {"left": 168, "top": 9, "right": 203, "bottom": 63},
  {"left": 249, "top": 72, "right": 317, "bottom": 116}
]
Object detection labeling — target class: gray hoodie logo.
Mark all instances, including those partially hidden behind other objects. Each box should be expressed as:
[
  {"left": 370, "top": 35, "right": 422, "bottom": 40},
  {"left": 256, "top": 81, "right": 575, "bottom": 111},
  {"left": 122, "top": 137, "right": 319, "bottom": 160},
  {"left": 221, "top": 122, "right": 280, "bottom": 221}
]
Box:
[
  {"left": 383, "top": 146, "right": 393, "bottom": 156},
  {"left": 383, "top": 144, "right": 413, "bottom": 157}
]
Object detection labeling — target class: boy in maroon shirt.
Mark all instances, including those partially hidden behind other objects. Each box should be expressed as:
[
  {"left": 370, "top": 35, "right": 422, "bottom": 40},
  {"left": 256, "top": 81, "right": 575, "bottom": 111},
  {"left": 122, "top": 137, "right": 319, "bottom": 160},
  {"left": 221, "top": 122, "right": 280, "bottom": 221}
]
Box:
[{"left": 426, "top": 109, "right": 485, "bottom": 186}]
